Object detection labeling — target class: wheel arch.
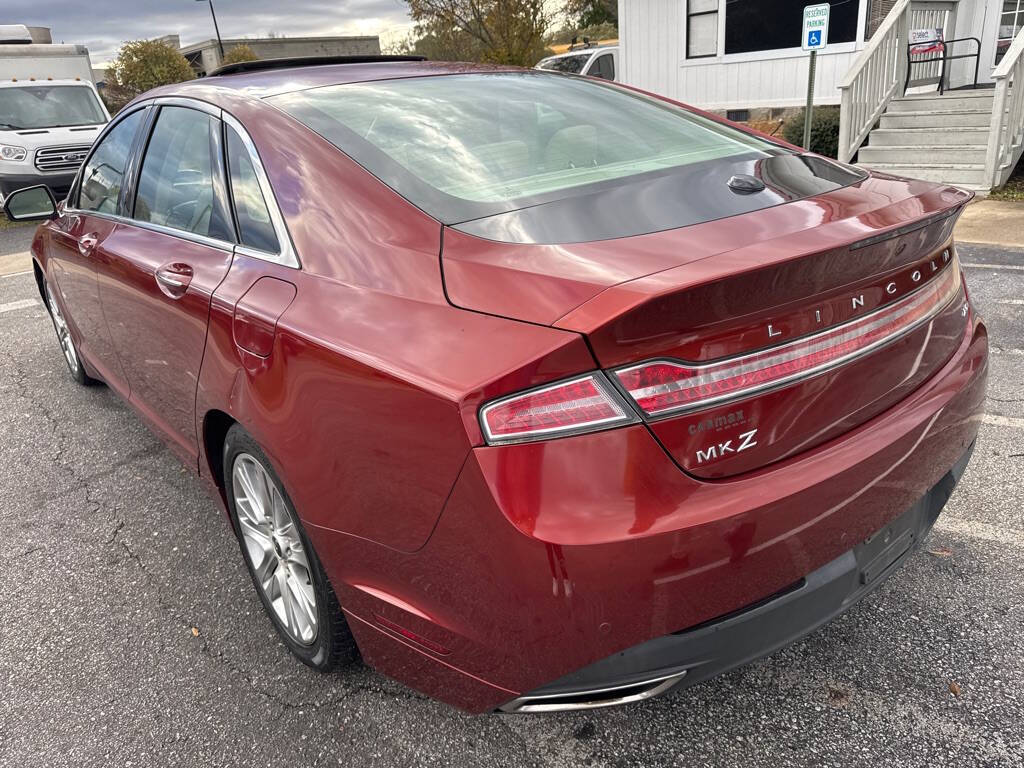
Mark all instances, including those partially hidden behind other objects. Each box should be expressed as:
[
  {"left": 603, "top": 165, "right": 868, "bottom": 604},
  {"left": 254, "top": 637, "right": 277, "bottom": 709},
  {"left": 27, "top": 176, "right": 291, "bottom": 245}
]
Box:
[{"left": 201, "top": 408, "right": 237, "bottom": 508}]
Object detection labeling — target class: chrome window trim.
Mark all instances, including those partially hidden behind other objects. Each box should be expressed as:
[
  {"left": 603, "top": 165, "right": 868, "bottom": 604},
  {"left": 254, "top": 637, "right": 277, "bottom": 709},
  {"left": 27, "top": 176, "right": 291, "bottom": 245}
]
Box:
[
  {"left": 222, "top": 112, "right": 300, "bottom": 268},
  {"left": 60, "top": 208, "right": 235, "bottom": 253}
]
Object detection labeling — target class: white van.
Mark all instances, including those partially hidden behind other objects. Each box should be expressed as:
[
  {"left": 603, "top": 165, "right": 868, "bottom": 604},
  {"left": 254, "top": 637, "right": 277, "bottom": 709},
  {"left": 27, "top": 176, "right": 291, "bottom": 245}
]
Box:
[
  {"left": 0, "top": 25, "right": 110, "bottom": 204},
  {"left": 536, "top": 44, "right": 618, "bottom": 81}
]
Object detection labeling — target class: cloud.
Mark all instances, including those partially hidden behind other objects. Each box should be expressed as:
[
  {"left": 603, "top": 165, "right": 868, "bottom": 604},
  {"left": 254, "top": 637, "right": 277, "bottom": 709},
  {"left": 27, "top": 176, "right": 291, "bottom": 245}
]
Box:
[{"left": 7, "top": 0, "right": 414, "bottom": 63}]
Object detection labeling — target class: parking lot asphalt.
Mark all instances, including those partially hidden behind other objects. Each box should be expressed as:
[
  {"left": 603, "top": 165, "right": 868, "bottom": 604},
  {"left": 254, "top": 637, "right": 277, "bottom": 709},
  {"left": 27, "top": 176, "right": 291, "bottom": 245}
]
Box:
[{"left": 1, "top": 242, "right": 1022, "bottom": 767}]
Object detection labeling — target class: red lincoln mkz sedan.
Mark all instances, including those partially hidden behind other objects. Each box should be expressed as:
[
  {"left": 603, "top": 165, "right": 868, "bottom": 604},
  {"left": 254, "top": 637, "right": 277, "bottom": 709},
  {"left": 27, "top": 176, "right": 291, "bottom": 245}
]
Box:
[{"left": 5, "top": 56, "right": 987, "bottom": 713}]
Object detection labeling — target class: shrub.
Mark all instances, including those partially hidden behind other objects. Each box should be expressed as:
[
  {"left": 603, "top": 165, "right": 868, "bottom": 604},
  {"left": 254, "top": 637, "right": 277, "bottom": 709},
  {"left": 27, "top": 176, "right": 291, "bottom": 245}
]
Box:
[
  {"left": 104, "top": 40, "right": 194, "bottom": 113},
  {"left": 220, "top": 44, "right": 259, "bottom": 66},
  {"left": 782, "top": 106, "right": 841, "bottom": 158}
]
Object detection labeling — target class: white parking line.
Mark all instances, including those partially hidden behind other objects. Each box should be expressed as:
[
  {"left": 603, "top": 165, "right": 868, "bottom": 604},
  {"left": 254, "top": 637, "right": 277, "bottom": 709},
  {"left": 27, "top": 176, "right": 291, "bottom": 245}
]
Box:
[
  {"left": 991, "top": 348, "right": 1024, "bottom": 356},
  {"left": 996, "top": 299, "right": 1024, "bottom": 306},
  {"left": 983, "top": 413, "right": 1024, "bottom": 430},
  {"left": 0, "top": 298, "right": 39, "bottom": 314},
  {"left": 0, "top": 270, "right": 32, "bottom": 279},
  {"left": 960, "top": 262, "right": 1024, "bottom": 271}
]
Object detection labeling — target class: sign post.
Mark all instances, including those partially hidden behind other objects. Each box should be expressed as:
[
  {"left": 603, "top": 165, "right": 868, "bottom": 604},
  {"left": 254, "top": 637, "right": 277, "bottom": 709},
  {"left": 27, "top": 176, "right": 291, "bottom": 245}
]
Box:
[{"left": 801, "top": 3, "right": 830, "bottom": 150}]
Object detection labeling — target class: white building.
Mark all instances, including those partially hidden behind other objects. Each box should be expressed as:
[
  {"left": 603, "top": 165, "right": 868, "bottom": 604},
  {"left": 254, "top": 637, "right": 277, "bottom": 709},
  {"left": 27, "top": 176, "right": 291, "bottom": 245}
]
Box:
[
  {"left": 618, "top": 0, "right": 1024, "bottom": 190},
  {"left": 620, "top": 0, "right": 1020, "bottom": 111}
]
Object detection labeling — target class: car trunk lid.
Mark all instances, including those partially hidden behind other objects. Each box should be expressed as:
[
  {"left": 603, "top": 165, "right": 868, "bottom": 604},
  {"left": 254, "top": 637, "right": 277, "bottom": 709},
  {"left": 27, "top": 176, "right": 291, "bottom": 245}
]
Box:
[{"left": 443, "top": 174, "right": 972, "bottom": 478}]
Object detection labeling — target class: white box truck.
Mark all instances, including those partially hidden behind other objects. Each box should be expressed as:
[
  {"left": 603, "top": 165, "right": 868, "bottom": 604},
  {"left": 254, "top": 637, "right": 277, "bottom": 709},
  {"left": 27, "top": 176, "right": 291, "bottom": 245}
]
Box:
[{"left": 0, "top": 24, "right": 110, "bottom": 203}]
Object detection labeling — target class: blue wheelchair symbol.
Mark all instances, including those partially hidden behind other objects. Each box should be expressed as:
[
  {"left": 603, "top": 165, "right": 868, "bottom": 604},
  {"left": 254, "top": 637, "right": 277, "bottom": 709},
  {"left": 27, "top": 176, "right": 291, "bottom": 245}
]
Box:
[{"left": 808, "top": 30, "right": 821, "bottom": 47}]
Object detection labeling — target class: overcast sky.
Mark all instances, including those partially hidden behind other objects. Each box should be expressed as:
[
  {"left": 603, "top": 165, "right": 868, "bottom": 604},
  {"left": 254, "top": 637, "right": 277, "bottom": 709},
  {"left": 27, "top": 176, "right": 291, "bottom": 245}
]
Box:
[{"left": 7, "top": 0, "right": 416, "bottom": 64}]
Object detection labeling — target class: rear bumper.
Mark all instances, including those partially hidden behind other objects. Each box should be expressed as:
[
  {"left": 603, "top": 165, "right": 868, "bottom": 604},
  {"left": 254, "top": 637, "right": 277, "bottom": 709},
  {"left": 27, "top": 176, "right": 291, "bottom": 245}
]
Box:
[
  {"left": 311, "top": 310, "right": 988, "bottom": 714},
  {"left": 500, "top": 441, "right": 973, "bottom": 712}
]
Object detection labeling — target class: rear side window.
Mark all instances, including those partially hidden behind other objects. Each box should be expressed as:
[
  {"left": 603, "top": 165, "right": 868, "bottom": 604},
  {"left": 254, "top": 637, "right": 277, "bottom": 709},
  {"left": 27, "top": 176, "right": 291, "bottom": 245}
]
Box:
[
  {"left": 590, "top": 53, "right": 615, "bottom": 80},
  {"left": 133, "top": 106, "right": 233, "bottom": 242},
  {"left": 225, "top": 126, "right": 279, "bottom": 253},
  {"left": 78, "top": 109, "right": 143, "bottom": 214}
]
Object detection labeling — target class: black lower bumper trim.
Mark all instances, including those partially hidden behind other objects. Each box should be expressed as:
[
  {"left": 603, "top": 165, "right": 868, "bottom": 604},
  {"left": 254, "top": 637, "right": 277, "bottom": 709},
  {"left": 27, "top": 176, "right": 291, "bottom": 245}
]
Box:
[
  {"left": 0, "top": 172, "right": 75, "bottom": 200},
  {"left": 519, "top": 441, "right": 975, "bottom": 703}
]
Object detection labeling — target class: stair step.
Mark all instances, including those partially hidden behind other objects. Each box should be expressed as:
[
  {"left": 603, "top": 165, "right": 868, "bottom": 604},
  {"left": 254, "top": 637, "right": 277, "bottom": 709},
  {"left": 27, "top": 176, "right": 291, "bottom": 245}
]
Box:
[
  {"left": 869, "top": 127, "right": 990, "bottom": 146},
  {"left": 858, "top": 162, "right": 988, "bottom": 186},
  {"left": 879, "top": 109, "right": 993, "bottom": 128},
  {"left": 860, "top": 145, "right": 987, "bottom": 164},
  {"left": 889, "top": 95, "right": 994, "bottom": 113}
]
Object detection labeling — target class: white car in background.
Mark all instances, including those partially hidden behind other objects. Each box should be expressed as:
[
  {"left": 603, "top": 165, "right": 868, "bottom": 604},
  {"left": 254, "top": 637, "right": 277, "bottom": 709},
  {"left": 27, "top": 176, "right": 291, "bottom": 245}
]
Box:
[
  {"left": 0, "top": 24, "right": 110, "bottom": 204},
  {"left": 536, "top": 44, "right": 618, "bottom": 81}
]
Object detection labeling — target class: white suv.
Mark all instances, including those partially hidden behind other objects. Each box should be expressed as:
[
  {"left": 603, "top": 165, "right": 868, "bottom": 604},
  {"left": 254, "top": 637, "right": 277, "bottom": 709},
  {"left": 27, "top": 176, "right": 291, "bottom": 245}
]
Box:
[{"left": 536, "top": 45, "right": 618, "bottom": 81}]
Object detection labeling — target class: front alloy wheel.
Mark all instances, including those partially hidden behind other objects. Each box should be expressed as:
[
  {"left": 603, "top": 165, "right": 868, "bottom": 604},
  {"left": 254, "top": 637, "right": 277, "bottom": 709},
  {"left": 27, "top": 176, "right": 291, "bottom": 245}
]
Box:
[{"left": 44, "top": 279, "right": 92, "bottom": 385}]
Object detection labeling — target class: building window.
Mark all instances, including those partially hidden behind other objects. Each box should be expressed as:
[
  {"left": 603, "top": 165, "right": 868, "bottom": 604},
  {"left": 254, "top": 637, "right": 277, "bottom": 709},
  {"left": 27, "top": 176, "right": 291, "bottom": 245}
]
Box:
[
  {"left": 726, "top": 109, "right": 750, "bottom": 122},
  {"left": 687, "top": 0, "right": 719, "bottom": 58},
  {"left": 996, "top": 0, "right": 1023, "bottom": 64},
  {"left": 725, "top": 0, "right": 859, "bottom": 55}
]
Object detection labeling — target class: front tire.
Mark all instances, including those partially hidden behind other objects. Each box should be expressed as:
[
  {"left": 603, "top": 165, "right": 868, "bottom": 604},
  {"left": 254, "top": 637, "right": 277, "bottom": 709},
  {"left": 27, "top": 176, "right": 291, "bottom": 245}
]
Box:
[
  {"left": 223, "top": 424, "right": 356, "bottom": 670},
  {"left": 43, "top": 278, "right": 96, "bottom": 386}
]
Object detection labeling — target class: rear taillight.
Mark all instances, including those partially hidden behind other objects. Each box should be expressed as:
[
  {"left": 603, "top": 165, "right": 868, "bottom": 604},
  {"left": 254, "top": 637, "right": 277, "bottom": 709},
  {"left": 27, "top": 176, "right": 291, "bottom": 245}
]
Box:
[
  {"left": 615, "top": 260, "right": 963, "bottom": 418},
  {"left": 480, "top": 373, "right": 638, "bottom": 445}
]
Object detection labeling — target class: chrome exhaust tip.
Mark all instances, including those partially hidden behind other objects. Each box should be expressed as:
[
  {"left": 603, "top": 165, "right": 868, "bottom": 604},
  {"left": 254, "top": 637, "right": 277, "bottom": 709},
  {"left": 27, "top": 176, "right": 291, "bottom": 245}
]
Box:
[{"left": 497, "top": 669, "right": 687, "bottom": 714}]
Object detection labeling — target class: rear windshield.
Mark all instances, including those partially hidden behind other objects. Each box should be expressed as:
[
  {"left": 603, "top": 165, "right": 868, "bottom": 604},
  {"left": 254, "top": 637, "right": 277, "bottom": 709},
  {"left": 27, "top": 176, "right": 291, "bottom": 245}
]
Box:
[
  {"left": 268, "top": 72, "right": 781, "bottom": 223},
  {"left": 537, "top": 54, "right": 591, "bottom": 73}
]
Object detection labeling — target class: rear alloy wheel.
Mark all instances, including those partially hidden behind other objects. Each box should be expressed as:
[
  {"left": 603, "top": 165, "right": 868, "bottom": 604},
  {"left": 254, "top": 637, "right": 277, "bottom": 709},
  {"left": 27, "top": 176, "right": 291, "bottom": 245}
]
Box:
[
  {"left": 44, "top": 279, "right": 94, "bottom": 386},
  {"left": 224, "top": 425, "right": 356, "bottom": 669}
]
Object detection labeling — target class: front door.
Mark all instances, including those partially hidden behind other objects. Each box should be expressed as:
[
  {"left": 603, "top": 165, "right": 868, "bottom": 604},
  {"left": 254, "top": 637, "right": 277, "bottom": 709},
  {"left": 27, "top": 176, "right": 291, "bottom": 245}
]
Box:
[
  {"left": 95, "top": 104, "right": 235, "bottom": 463},
  {"left": 46, "top": 108, "right": 147, "bottom": 392}
]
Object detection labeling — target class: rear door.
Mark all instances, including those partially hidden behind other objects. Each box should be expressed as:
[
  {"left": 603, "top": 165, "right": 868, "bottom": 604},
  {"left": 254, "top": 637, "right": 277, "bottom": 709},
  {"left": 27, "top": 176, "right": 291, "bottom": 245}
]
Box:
[{"left": 95, "top": 102, "right": 236, "bottom": 463}]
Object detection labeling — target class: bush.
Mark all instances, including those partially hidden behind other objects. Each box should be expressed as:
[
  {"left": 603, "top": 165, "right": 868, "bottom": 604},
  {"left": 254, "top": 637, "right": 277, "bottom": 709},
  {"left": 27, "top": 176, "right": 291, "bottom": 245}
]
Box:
[
  {"left": 782, "top": 106, "right": 840, "bottom": 158},
  {"left": 104, "top": 40, "right": 194, "bottom": 113},
  {"left": 220, "top": 44, "right": 259, "bottom": 66}
]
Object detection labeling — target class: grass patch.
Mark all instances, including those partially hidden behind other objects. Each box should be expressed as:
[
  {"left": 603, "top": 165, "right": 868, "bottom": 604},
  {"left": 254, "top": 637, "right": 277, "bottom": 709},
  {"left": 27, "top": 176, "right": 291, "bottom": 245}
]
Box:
[
  {"left": 990, "top": 159, "right": 1024, "bottom": 202},
  {"left": 0, "top": 213, "right": 33, "bottom": 230}
]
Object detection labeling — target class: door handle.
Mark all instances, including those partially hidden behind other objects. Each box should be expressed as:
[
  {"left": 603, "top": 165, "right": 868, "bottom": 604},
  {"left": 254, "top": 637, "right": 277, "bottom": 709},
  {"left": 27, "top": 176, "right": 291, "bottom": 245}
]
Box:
[
  {"left": 155, "top": 263, "right": 194, "bottom": 299},
  {"left": 78, "top": 232, "right": 98, "bottom": 257}
]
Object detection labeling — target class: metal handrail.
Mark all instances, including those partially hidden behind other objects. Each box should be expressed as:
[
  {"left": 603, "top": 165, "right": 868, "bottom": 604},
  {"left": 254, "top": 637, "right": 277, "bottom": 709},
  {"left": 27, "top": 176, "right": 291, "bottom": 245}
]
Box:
[
  {"left": 838, "top": 0, "right": 911, "bottom": 163},
  {"left": 904, "top": 36, "right": 981, "bottom": 95},
  {"left": 984, "top": 27, "right": 1024, "bottom": 188}
]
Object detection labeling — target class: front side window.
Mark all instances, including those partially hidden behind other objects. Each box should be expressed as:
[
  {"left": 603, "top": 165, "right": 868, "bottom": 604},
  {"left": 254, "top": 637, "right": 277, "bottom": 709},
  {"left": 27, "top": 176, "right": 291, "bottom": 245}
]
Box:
[
  {"left": 537, "top": 54, "right": 591, "bottom": 74},
  {"left": 225, "top": 126, "right": 279, "bottom": 253},
  {"left": 0, "top": 85, "right": 105, "bottom": 131},
  {"left": 590, "top": 53, "right": 615, "bottom": 80},
  {"left": 134, "top": 106, "right": 232, "bottom": 241},
  {"left": 268, "top": 73, "right": 778, "bottom": 223},
  {"left": 687, "top": 0, "right": 719, "bottom": 58},
  {"left": 77, "top": 109, "right": 143, "bottom": 214}
]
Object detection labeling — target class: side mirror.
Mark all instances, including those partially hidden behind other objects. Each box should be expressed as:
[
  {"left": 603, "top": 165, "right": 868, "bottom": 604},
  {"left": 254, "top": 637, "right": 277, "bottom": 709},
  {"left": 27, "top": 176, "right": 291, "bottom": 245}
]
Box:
[{"left": 3, "top": 184, "right": 58, "bottom": 222}]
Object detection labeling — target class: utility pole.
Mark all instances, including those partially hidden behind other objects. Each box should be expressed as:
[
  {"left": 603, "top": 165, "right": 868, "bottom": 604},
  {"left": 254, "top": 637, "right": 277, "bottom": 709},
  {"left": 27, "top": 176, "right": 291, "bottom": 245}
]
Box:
[{"left": 198, "top": 0, "right": 226, "bottom": 60}]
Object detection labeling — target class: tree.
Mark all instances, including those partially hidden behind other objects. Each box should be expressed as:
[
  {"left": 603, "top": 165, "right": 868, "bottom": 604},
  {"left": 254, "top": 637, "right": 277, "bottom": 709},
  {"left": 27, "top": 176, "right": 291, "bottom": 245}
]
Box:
[
  {"left": 220, "top": 44, "right": 260, "bottom": 66},
  {"left": 104, "top": 40, "right": 194, "bottom": 113},
  {"left": 563, "top": 0, "right": 616, "bottom": 29},
  {"left": 404, "top": 0, "right": 551, "bottom": 66}
]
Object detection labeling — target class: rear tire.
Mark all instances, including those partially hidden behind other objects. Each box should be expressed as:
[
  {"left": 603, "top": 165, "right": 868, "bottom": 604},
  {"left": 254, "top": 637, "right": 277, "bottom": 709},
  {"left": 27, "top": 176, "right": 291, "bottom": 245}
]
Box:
[
  {"left": 223, "top": 424, "right": 357, "bottom": 671},
  {"left": 43, "top": 277, "right": 97, "bottom": 386}
]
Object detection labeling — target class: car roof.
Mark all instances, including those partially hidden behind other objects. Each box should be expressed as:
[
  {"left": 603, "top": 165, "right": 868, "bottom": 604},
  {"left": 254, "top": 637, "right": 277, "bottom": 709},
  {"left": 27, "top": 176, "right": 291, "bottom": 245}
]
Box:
[
  {"left": 162, "top": 60, "right": 522, "bottom": 100},
  {"left": 541, "top": 45, "right": 617, "bottom": 61}
]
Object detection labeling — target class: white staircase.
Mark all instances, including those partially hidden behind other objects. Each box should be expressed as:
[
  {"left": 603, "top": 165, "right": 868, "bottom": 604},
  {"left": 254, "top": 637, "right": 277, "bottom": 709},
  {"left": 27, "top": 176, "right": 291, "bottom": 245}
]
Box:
[{"left": 857, "top": 90, "right": 995, "bottom": 191}]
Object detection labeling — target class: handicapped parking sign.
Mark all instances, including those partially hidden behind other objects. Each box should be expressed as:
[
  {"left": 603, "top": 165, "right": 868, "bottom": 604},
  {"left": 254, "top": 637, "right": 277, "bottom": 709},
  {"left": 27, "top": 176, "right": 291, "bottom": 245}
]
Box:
[{"left": 802, "top": 3, "right": 830, "bottom": 51}]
